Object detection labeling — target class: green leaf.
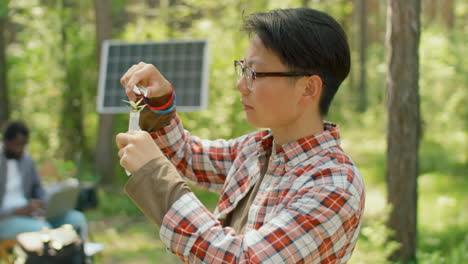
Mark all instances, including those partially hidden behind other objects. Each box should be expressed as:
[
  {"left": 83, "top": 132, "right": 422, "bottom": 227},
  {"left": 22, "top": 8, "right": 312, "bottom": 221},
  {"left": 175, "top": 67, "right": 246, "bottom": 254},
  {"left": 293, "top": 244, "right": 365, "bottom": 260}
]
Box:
[{"left": 122, "top": 98, "right": 146, "bottom": 112}]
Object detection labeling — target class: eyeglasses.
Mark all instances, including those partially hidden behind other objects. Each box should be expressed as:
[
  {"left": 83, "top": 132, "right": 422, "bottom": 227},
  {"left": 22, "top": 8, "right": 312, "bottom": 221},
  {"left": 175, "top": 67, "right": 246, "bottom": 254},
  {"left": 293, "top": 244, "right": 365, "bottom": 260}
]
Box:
[{"left": 234, "top": 60, "right": 313, "bottom": 91}]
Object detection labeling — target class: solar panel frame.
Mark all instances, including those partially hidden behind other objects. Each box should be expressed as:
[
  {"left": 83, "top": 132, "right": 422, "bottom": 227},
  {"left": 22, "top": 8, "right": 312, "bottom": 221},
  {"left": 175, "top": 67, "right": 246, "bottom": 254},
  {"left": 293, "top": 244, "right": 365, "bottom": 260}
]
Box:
[{"left": 97, "top": 39, "right": 209, "bottom": 114}]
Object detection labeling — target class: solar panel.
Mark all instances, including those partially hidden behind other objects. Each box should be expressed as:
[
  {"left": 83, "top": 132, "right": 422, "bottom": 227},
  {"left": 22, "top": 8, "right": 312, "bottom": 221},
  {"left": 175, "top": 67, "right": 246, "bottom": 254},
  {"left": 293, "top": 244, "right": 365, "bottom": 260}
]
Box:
[{"left": 97, "top": 40, "right": 209, "bottom": 113}]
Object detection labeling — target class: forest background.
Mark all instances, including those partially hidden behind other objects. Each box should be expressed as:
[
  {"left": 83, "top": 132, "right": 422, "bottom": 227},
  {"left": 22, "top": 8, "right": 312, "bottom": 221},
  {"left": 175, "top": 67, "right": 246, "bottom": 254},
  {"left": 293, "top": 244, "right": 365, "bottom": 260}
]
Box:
[{"left": 0, "top": 0, "right": 467, "bottom": 263}]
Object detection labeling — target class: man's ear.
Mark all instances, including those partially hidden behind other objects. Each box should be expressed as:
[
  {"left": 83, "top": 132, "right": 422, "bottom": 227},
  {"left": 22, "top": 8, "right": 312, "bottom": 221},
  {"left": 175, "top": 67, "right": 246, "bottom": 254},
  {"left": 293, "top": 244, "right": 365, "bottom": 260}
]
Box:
[{"left": 299, "top": 75, "right": 322, "bottom": 105}]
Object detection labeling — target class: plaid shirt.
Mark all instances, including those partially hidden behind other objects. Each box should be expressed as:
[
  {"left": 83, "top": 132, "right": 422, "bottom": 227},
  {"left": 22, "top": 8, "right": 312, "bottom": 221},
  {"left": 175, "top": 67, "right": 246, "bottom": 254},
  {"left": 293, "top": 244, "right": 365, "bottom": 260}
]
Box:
[{"left": 153, "top": 115, "right": 365, "bottom": 263}]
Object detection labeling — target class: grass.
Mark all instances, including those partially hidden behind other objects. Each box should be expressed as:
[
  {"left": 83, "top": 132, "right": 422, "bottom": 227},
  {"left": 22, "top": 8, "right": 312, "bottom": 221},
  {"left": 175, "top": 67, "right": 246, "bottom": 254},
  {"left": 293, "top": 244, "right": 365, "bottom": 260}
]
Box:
[
  {"left": 84, "top": 185, "right": 218, "bottom": 264},
  {"left": 84, "top": 114, "right": 468, "bottom": 264},
  {"left": 86, "top": 215, "right": 180, "bottom": 263}
]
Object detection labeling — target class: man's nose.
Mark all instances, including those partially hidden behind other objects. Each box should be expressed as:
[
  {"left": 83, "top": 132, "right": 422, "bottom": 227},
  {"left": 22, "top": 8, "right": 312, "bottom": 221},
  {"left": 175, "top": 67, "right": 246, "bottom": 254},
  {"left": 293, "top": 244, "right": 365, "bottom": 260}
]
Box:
[{"left": 236, "top": 78, "right": 250, "bottom": 95}]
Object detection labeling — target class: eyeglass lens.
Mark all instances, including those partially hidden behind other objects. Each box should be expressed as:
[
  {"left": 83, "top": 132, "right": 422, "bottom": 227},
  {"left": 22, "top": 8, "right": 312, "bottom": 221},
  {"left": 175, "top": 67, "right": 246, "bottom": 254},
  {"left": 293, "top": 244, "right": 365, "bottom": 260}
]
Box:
[
  {"left": 235, "top": 61, "right": 253, "bottom": 90},
  {"left": 235, "top": 62, "right": 243, "bottom": 81}
]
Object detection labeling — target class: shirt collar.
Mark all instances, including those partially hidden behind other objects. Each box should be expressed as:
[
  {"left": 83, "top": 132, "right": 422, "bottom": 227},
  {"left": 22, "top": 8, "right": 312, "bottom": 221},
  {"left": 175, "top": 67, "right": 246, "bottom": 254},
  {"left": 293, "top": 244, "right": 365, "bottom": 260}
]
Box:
[{"left": 256, "top": 121, "right": 341, "bottom": 167}]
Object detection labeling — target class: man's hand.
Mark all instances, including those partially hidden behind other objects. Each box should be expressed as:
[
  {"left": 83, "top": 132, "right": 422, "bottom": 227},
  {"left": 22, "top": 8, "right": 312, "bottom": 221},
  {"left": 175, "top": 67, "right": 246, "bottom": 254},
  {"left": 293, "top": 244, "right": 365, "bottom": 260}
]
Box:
[
  {"left": 120, "top": 62, "right": 172, "bottom": 102},
  {"left": 12, "top": 199, "right": 45, "bottom": 216},
  {"left": 29, "top": 199, "right": 45, "bottom": 210},
  {"left": 12, "top": 205, "right": 32, "bottom": 216},
  {"left": 116, "top": 130, "right": 164, "bottom": 174}
]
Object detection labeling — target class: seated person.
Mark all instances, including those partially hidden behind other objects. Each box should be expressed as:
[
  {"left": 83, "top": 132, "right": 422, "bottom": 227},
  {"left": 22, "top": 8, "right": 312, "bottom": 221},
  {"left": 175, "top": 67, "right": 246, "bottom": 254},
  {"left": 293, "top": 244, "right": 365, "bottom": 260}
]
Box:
[{"left": 0, "top": 120, "right": 87, "bottom": 240}]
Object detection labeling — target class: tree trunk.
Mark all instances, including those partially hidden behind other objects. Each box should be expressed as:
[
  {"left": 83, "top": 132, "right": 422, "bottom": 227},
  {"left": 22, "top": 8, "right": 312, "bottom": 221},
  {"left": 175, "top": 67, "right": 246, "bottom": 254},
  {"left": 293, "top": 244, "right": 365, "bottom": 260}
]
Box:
[
  {"left": 59, "top": 0, "right": 84, "bottom": 162},
  {"left": 441, "top": 0, "right": 455, "bottom": 30},
  {"left": 93, "top": 0, "right": 115, "bottom": 184},
  {"left": 424, "top": 0, "right": 437, "bottom": 25},
  {"left": 147, "top": 0, "right": 159, "bottom": 8},
  {"left": 367, "top": 0, "right": 383, "bottom": 44},
  {"left": 357, "top": 0, "right": 367, "bottom": 112},
  {"left": 340, "top": 0, "right": 355, "bottom": 103},
  {"left": 385, "top": 0, "right": 421, "bottom": 263},
  {"left": 0, "top": 1, "right": 9, "bottom": 127}
]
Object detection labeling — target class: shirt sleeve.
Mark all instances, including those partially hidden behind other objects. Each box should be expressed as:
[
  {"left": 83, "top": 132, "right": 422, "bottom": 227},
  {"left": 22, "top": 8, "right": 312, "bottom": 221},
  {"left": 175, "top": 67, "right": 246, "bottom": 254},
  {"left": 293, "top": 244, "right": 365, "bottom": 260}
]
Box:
[
  {"left": 157, "top": 183, "right": 361, "bottom": 263},
  {"left": 141, "top": 114, "right": 249, "bottom": 193},
  {"left": 124, "top": 156, "right": 191, "bottom": 226}
]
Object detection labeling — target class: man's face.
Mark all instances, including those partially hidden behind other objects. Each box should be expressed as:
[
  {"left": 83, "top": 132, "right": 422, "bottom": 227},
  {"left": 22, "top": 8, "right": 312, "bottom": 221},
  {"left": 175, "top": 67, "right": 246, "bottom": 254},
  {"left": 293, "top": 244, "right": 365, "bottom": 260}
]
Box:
[
  {"left": 4, "top": 134, "right": 28, "bottom": 160},
  {"left": 236, "top": 35, "right": 306, "bottom": 129}
]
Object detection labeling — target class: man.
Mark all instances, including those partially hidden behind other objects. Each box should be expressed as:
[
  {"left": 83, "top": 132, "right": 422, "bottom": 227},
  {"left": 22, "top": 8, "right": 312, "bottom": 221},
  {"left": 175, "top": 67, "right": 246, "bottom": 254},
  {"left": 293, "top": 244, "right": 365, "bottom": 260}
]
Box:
[
  {"left": 0, "top": 120, "right": 87, "bottom": 240},
  {"left": 117, "top": 8, "right": 365, "bottom": 263}
]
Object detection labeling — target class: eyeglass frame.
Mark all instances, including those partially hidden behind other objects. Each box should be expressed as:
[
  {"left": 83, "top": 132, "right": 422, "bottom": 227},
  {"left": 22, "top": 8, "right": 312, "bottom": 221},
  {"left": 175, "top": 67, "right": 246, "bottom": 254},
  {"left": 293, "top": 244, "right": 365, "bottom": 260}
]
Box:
[{"left": 234, "top": 60, "right": 314, "bottom": 91}]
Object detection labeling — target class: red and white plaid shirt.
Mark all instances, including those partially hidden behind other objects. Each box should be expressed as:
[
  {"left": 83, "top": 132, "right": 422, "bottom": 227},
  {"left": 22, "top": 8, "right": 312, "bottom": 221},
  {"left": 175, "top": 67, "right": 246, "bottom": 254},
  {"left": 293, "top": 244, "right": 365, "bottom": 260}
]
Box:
[{"left": 153, "top": 115, "right": 365, "bottom": 263}]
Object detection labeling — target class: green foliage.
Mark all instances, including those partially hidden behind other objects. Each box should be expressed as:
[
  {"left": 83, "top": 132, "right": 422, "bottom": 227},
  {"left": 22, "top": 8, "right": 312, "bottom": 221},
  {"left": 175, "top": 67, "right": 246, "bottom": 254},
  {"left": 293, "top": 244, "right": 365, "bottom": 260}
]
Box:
[
  {"left": 189, "top": 184, "right": 220, "bottom": 211},
  {"left": 8, "top": 0, "right": 65, "bottom": 159},
  {"left": 91, "top": 189, "right": 142, "bottom": 217},
  {"left": 350, "top": 205, "right": 400, "bottom": 264},
  {"left": 338, "top": 36, "right": 468, "bottom": 260},
  {"left": 4, "top": 0, "right": 468, "bottom": 263},
  {"left": 58, "top": 1, "right": 97, "bottom": 161},
  {"left": 419, "top": 25, "right": 468, "bottom": 164},
  {"left": 418, "top": 234, "right": 468, "bottom": 264},
  {"left": 7, "top": 0, "right": 98, "bottom": 163},
  {"left": 52, "top": 159, "right": 77, "bottom": 180}
]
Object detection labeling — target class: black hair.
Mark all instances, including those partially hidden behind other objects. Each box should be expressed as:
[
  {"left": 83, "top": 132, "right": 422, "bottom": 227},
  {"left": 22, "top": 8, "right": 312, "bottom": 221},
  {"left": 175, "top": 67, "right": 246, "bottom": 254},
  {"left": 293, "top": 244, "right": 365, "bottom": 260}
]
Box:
[
  {"left": 3, "top": 120, "right": 29, "bottom": 141},
  {"left": 242, "top": 8, "right": 351, "bottom": 116}
]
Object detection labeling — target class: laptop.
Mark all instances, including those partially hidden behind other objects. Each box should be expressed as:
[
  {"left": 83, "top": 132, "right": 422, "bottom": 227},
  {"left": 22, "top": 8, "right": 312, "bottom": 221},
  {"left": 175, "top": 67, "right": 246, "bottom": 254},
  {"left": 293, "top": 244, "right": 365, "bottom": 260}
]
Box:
[{"left": 44, "top": 178, "right": 80, "bottom": 219}]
